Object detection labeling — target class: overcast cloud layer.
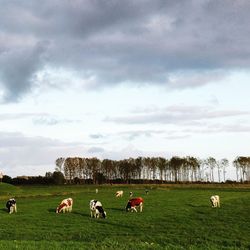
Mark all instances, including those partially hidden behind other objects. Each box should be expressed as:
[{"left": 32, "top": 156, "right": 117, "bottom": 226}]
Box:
[
  {"left": 1, "top": 0, "right": 250, "bottom": 101},
  {"left": 1, "top": 1, "right": 250, "bottom": 178}
]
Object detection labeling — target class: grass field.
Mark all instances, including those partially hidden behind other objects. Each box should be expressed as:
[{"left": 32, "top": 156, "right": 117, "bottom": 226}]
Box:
[{"left": 0, "top": 183, "right": 250, "bottom": 249}]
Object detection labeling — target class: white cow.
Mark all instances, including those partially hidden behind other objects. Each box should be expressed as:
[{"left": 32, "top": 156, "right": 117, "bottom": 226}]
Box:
[
  {"left": 89, "top": 200, "right": 106, "bottom": 218},
  {"left": 56, "top": 198, "right": 73, "bottom": 213},
  {"left": 210, "top": 195, "right": 220, "bottom": 208},
  {"left": 115, "top": 190, "right": 123, "bottom": 197}
]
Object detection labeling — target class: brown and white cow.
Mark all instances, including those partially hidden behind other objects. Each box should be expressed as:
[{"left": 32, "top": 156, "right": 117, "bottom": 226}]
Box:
[
  {"left": 126, "top": 197, "right": 144, "bottom": 212},
  {"left": 210, "top": 195, "right": 220, "bottom": 208},
  {"left": 115, "top": 190, "right": 123, "bottom": 197},
  {"left": 56, "top": 198, "right": 73, "bottom": 213}
]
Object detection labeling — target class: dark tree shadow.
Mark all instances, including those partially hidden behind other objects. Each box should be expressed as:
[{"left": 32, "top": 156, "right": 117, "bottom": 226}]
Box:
[
  {"left": 47, "top": 208, "right": 56, "bottom": 213},
  {"left": 47, "top": 208, "right": 90, "bottom": 217},
  {"left": 0, "top": 208, "right": 8, "bottom": 213},
  {"left": 72, "top": 211, "right": 89, "bottom": 217},
  {"left": 107, "top": 207, "right": 125, "bottom": 212},
  {"left": 94, "top": 219, "right": 132, "bottom": 229},
  {"left": 186, "top": 203, "right": 207, "bottom": 208}
]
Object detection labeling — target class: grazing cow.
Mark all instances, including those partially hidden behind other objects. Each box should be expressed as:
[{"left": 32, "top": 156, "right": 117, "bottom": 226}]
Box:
[
  {"left": 115, "top": 190, "right": 123, "bottom": 197},
  {"left": 6, "top": 198, "right": 17, "bottom": 214},
  {"left": 56, "top": 198, "right": 73, "bottom": 213},
  {"left": 126, "top": 197, "right": 144, "bottom": 212},
  {"left": 129, "top": 192, "right": 133, "bottom": 197},
  {"left": 89, "top": 200, "right": 106, "bottom": 218},
  {"left": 210, "top": 195, "right": 220, "bottom": 208}
]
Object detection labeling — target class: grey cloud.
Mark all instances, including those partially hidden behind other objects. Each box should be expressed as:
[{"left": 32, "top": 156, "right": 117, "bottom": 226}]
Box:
[
  {"left": 99, "top": 145, "right": 174, "bottom": 161},
  {"left": 0, "top": 112, "right": 46, "bottom": 121},
  {"left": 165, "top": 135, "right": 190, "bottom": 140},
  {"left": 0, "top": 131, "right": 66, "bottom": 148},
  {"left": 1, "top": 0, "right": 250, "bottom": 101},
  {"left": 89, "top": 134, "right": 105, "bottom": 139},
  {"left": 183, "top": 123, "right": 250, "bottom": 134},
  {"left": 0, "top": 131, "right": 90, "bottom": 176},
  {"left": 118, "top": 130, "right": 164, "bottom": 141},
  {"left": 0, "top": 42, "right": 48, "bottom": 102},
  {"left": 32, "top": 116, "right": 80, "bottom": 126},
  {"left": 87, "top": 147, "right": 105, "bottom": 154},
  {"left": 0, "top": 112, "right": 78, "bottom": 125},
  {"left": 88, "top": 129, "right": 164, "bottom": 142},
  {"left": 105, "top": 105, "right": 250, "bottom": 124}
]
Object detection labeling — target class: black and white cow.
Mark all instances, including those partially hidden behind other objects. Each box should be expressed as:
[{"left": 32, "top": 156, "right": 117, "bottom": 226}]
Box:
[
  {"left": 6, "top": 198, "right": 17, "bottom": 214},
  {"left": 89, "top": 200, "right": 106, "bottom": 218}
]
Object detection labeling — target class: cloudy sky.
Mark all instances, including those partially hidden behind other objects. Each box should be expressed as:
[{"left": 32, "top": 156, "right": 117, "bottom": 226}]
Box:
[{"left": 1, "top": 0, "right": 250, "bottom": 178}]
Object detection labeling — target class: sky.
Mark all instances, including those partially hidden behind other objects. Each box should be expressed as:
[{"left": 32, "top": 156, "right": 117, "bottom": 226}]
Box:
[{"left": 1, "top": 0, "right": 250, "bottom": 179}]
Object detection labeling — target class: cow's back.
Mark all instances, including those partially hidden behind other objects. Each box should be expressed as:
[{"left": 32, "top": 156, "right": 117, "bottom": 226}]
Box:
[{"left": 130, "top": 197, "right": 144, "bottom": 206}]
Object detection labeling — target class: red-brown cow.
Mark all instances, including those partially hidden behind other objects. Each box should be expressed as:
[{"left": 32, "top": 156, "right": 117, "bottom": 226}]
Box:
[{"left": 125, "top": 197, "right": 144, "bottom": 212}]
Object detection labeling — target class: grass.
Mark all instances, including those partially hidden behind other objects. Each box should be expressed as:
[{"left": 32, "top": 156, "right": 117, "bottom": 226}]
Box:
[{"left": 0, "top": 183, "right": 250, "bottom": 249}]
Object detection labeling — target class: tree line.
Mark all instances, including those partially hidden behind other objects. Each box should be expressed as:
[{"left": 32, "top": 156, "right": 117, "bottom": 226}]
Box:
[
  {"left": 1, "top": 156, "right": 249, "bottom": 185},
  {"left": 54, "top": 156, "right": 250, "bottom": 184},
  {"left": 2, "top": 171, "right": 65, "bottom": 185}
]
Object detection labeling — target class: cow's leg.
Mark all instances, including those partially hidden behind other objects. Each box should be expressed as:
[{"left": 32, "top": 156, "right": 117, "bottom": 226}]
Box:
[
  {"left": 96, "top": 211, "right": 100, "bottom": 218},
  {"left": 139, "top": 203, "right": 143, "bottom": 212},
  {"left": 132, "top": 207, "right": 137, "bottom": 212}
]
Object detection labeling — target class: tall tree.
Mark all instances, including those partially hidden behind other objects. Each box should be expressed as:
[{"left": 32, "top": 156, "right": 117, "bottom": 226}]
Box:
[
  {"left": 206, "top": 157, "right": 217, "bottom": 182},
  {"left": 220, "top": 158, "right": 229, "bottom": 182},
  {"left": 169, "top": 156, "right": 184, "bottom": 182},
  {"left": 158, "top": 157, "right": 166, "bottom": 183},
  {"left": 55, "top": 157, "right": 65, "bottom": 172}
]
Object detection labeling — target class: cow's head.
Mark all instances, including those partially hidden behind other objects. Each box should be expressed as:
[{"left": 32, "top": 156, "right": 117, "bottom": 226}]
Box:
[{"left": 125, "top": 201, "right": 132, "bottom": 212}]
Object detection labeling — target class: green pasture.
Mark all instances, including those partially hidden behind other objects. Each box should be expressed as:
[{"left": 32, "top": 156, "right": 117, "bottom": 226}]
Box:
[{"left": 0, "top": 183, "right": 250, "bottom": 249}]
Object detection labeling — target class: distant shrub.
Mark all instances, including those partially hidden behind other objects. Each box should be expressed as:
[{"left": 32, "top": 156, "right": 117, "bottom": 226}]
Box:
[
  {"left": 2, "top": 175, "right": 12, "bottom": 184},
  {"left": 52, "top": 171, "right": 65, "bottom": 185}
]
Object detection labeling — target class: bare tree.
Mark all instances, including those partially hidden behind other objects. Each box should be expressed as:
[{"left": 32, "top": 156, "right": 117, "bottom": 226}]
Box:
[
  {"left": 55, "top": 157, "right": 65, "bottom": 172},
  {"left": 220, "top": 158, "right": 229, "bottom": 182},
  {"left": 206, "top": 157, "right": 217, "bottom": 182}
]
